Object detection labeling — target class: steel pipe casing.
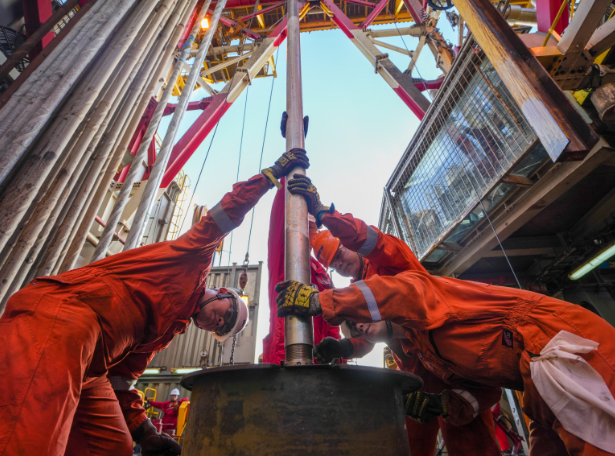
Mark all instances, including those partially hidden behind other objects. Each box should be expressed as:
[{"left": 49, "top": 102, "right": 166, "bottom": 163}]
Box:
[
  {"left": 284, "top": 0, "right": 313, "bottom": 365},
  {"left": 180, "top": 364, "right": 422, "bottom": 455}
]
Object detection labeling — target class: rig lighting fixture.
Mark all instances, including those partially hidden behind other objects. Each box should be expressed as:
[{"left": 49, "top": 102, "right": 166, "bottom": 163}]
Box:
[
  {"left": 201, "top": 17, "right": 209, "bottom": 29},
  {"left": 569, "top": 241, "right": 615, "bottom": 280},
  {"left": 143, "top": 368, "right": 162, "bottom": 375},
  {"left": 172, "top": 367, "right": 202, "bottom": 375},
  {"left": 240, "top": 295, "right": 249, "bottom": 306}
]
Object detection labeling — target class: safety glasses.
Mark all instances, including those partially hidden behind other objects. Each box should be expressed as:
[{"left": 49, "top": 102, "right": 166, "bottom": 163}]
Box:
[
  {"left": 215, "top": 301, "right": 238, "bottom": 337},
  {"left": 194, "top": 289, "right": 238, "bottom": 335}
]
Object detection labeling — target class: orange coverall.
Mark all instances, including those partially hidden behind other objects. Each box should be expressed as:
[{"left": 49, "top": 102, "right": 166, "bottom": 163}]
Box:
[
  {"left": 320, "top": 210, "right": 501, "bottom": 455},
  {"left": 0, "top": 174, "right": 272, "bottom": 456},
  {"left": 318, "top": 266, "right": 615, "bottom": 455}
]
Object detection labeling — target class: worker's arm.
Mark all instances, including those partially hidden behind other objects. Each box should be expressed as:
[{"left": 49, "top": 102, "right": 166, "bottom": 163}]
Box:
[
  {"left": 147, "top": 400, "right": 166, "bottom": 409},
  {"left": 349, "top": 337, "right": 375, "bottom": 359},
  {"left": 172, "top": 150, "right": 309, "bottom": 254},
  {"left": 318, "top": 271, "right": 446, "bottom": 328},
  {"left": 170, "top": 174, "right": 272, "bottom": 255},
  {"left": 109, "top": 352, "right": 156, "bottom": 433},
  {"left": 286, "top": 175, "right": 425, "bottom": 273},
  {"left": 320, "top": 210, "right": 427, "bottom": 274}
]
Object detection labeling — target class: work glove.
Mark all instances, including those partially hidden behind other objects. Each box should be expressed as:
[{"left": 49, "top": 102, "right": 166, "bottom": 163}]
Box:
[
  {"left": 132, "top": 419, "right": 181, "bottom": 456},
  {"left": 280, "top": 111, "right": 309, "bottom": 138},
  {"left": 287, "top": 174, "right": 334, "bottom": 226},
  {"left": 275, "top": 280, "right": 321, "bottom": 317},
  {"left": 262, "top": 148, "right": 310, "bottom": 189},
  {"left": 314, "top": 337, "right": 354, "bottom": 363},
  {"left": 404, "top": 390, "right": 448, "bottom": 424}
]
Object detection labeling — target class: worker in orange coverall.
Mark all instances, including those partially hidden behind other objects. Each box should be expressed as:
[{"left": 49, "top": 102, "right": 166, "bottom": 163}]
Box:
[
  {"left": 0, "top": 150, "right": 309, "bottom": 456},
  {"left": 293, "top": 175, "right": 500, "bottom": 455},
  {"left": 280, "top": 174, "right": 615, "bottom": 456},
  {"left": 315, "top": 323, "right": 502, "bottom": 456},
  {"left": 146, "top": 388, "right": 188, "bottom": 434}
]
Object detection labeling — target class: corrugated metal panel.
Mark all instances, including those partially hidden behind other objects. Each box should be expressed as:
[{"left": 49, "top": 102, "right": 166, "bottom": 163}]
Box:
[{"left": 135, "top": 380, "right": 192, "bottom": 401}]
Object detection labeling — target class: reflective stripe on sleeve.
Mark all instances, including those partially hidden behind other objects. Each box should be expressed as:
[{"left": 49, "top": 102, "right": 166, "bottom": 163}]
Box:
[
  {"left": 110, "top": 376, "right": 137, "bottom": 391},
  {"left": 210, "top": 202, "right": 236, "bottom": 234},
  {"left": 357, "top": 225, "right": 378, "bottom": 256},
  {"left": 354, "top": 280, "right": 382, "bottom": 322},
  {"left": 452, "top": 389, "right": 479, "bottom": 418}
]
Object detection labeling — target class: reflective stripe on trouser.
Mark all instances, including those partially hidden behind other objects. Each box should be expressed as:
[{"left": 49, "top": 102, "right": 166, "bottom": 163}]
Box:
[
  {"left": 452, "top": 389, "right": 479, "bottom": 419},
  {"left": 354, "top": 280, "right": 381, "bottom": 321},
  {"left": 357, "top": 225, "right": 378, "bottom": 256},
  {"left": 209, "top": 202, "right": 236, "bottom": 234}
]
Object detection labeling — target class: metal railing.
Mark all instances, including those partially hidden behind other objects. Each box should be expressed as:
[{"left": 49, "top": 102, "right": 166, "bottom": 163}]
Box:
[{"left": 381, "top": 36, "right": 543, "bottom": 262}]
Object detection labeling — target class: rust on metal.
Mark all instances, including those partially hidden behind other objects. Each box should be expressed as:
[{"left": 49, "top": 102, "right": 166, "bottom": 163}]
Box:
[
  {"left": 453, "top": 0, "right": 599, "bottom": 162},
  {"left": 181, "top": 364, "right": 422, "bottom": 455}
]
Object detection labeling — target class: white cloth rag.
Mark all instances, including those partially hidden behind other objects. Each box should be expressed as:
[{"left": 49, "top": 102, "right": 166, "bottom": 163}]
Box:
[{"left": 530, "top": 330, "right": 615, "bottom": 453}]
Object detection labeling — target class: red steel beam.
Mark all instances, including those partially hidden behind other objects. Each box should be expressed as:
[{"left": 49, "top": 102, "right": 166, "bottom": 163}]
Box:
[
  {"left": 159, "top": 17, "right": 290, "bottom": 187},
  {"left": 239, "top": 1, "right": 285, "bottom": 21},
  {"left": 343, "top": 0, "right": 380, "bottom": 8},
  {"left": 361, "top": 0, "right": 389, "bottom": 28},
  {"left": 211, "top": 8, "right": 264, "bottom": 39},
  {"left": 402, "top": 0, "right": 425, "bottom": 23},
  {"left": 322, "top": 0, "right": 429, "bottom": 118},
  {"left": 536, "top": 0, "right": 569, "bottom": 35},
  {"left": 22, "top": 0, "right": 55, "bottom": 58}
]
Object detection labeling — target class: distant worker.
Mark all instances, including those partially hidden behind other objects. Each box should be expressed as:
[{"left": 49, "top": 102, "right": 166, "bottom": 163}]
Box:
[
  {"left": 314, "top": 322, "right": 502, "bottom": 456},
  {"left": 0, "top": 150, "right": 309, "bottom": 456},
  {"left": 146, "top": 389, "right": 189, "bottom": 435},
  {"left": 281, "top": 174, "right": 615, "bottom": 456}
]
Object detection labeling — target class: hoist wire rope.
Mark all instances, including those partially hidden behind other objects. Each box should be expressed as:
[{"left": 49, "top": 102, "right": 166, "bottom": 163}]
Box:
[
  {"left": 384, "top": 6, "right": 522, "bottom": 288},
  {"left": 178, "top": 0, "right": 262, "bottom": 236},
  {"left": 245, "top": 43, "right": 282, "bottom": 257},
  {"left": 226, "top": 18, "right": 282, "bottom": 277},
  {"left": 223, "top": 84, "right": 251, "bottom": 276}
]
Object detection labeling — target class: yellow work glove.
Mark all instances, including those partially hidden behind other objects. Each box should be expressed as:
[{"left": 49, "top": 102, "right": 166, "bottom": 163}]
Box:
[
  {"left": 262, "top": 148, "right": 309, "bottom": 189},
  {"left": 404, "top": 390, "right": 448, "bottom": 424},
  {"left": 275, "top": 280, "right": 321, "bottom": 317}
]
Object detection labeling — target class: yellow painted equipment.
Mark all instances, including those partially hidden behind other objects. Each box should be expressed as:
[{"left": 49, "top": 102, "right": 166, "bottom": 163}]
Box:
[{"left": 175, "top": 401, "right": 191, "bottom": 440}]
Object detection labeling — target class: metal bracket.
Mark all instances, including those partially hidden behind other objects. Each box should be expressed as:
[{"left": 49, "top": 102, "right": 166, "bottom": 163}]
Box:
[
  {"left": 237, "top": 67, "right": 253, "bottom": 85},
  {"left": 374, "top": 53, "right": 389, "bottom": 74}
]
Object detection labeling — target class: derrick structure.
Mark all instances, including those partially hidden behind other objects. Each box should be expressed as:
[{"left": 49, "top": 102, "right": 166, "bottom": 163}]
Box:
[
  {"left": 1, "top": 0, "right": 615, "bottom": 452},
  {"left": 0, "top": 0, "right": 540, "bottom": 313}
]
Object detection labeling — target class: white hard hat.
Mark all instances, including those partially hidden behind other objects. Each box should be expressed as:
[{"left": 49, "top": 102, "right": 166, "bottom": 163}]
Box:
[
  {"left": 170, "top": 388, "right": 180, "bottom": 396},
  {"left": 212, "top": 288, "right": 249, "bottom": 342}
]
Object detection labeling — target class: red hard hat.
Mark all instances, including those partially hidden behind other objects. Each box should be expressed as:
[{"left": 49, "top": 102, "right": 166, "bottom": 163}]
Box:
[{"left": 311, "top": 230, "right": 340, "bottom": 268}]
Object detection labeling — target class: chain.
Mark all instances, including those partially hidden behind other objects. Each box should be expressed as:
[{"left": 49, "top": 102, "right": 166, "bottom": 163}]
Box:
[{"left": 229, "top": 335, "right": 237, "bottom": 365}]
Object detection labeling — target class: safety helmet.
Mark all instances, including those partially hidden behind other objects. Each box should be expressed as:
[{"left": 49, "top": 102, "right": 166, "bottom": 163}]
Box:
[
  {"left": 170, "top": 388, "right": 180, "bottom": 396},
  {"left": 198, "top": 287, "right": 249, "bottom": 342},
  {"left": 311, "top": 230, "right": 340, "bottom": 268}
]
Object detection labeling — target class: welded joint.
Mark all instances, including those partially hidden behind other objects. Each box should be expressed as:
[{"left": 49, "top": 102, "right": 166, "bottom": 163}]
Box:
[
  {"left": 374, "top": 53, "right": 389, "bottom": 74},
  {"left": 237, "top": 67, "right": 253, "bottom": 85}
]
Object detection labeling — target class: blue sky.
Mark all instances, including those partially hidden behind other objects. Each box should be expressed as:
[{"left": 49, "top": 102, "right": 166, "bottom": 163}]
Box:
[{"left": 160, "top": 16, "right": 457, "bottom": 366}]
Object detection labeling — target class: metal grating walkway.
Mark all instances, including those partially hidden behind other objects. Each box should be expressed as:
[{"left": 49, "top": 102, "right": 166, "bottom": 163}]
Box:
[{"left": 381, "top": 37, "right": 541, "bottom": 261}]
